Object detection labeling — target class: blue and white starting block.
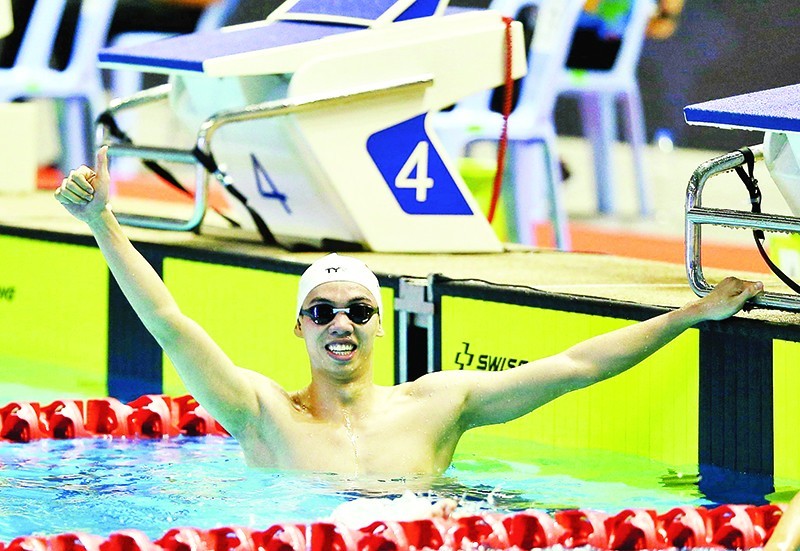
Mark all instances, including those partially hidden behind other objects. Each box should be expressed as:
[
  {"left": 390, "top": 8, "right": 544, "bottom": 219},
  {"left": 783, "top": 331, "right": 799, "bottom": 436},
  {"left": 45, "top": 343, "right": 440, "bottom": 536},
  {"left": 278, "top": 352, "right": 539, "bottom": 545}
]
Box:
[
  {"left": 684, "top": 83, "right": 800, "bottom": 310},
  {"left": 97, "top": 0, "right": 526, "bottom": 252}
]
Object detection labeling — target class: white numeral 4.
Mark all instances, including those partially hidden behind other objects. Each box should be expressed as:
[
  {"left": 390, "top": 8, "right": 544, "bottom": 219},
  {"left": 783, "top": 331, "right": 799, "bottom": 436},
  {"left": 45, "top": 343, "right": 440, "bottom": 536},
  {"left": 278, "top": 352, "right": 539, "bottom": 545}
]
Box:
[{"left": 395, "top": 141, "right": 434, "bottom": 202}]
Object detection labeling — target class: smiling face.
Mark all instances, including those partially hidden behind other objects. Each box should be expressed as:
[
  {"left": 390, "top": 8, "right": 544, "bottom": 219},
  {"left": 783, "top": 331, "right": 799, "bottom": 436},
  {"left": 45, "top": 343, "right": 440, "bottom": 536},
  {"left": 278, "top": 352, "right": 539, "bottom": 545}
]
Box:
[{"left": 294, "top": 281, "right": 384, "bottom": 379}]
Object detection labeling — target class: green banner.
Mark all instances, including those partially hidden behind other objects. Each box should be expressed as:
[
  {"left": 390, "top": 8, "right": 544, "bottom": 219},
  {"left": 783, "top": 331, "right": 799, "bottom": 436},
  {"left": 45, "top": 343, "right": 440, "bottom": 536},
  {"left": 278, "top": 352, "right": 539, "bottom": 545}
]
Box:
[
  {"left": 0, "top": 236, "right": 108, "bottom": 402},
  {"left": 440, "top": 295, "right": 699, "bottom": 465},
  {"left": 774, "top": 339, "right": 800, "bottom": 481}
]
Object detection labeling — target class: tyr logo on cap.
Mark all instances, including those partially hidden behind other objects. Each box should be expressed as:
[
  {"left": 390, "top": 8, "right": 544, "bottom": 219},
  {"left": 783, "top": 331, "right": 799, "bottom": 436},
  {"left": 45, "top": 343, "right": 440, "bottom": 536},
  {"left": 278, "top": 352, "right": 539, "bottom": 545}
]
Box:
[{"left": 296, "top": 254, "right": 383, "bottom": 316}]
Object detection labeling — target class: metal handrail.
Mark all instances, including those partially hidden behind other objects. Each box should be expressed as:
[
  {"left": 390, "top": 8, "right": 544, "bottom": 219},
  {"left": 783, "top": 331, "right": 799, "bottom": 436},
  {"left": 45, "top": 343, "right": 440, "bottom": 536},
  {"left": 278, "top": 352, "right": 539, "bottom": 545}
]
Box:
[{"left": 685, "top": 144, "right": 800, "bottom": 310}]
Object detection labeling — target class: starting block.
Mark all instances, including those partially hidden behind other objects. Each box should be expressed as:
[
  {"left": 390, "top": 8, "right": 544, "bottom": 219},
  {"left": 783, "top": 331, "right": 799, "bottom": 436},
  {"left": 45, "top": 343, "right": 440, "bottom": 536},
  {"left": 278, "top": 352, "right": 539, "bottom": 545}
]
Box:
[
  {"left": 97, "top": 0, "right": 526, "bottom": 252},
  {"left": 683, "top": 83, "right": 800, "bottom": 310}
]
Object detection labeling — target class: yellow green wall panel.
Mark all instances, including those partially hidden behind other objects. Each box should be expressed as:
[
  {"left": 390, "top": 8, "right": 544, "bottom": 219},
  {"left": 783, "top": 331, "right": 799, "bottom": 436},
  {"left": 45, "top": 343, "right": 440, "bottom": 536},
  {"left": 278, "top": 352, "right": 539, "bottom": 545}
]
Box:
[
  {"left": 441, "top": 296, "right": 699, "bottom": 465},
  {"left": 774, "top": 339, "right": 800, "bottom": 480},
  {"left": 161, "top": 258, "right": 396, "bottom": 396},
  {"left": 0, "top": 235, "right": 108, "bottom": 402}
]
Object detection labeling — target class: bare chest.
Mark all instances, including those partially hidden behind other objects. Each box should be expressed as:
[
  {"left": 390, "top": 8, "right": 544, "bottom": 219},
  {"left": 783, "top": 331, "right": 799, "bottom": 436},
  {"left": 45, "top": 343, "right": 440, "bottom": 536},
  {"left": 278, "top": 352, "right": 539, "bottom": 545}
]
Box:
[{"left": 242, "top": 406, "right": 457, "bottom": 476}]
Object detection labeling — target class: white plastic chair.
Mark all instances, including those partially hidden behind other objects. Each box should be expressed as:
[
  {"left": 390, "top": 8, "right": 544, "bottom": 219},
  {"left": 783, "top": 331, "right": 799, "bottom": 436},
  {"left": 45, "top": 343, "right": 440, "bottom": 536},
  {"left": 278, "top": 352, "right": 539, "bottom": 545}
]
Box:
[
  {"left": 433, "top": 0, "right": 585, "bottom": 250},
  {"left": 556, "top": 0, "right": 655, "bottom": 216},
  {"left": 0, "top": 0, "right": 117, "bottom": 173}
]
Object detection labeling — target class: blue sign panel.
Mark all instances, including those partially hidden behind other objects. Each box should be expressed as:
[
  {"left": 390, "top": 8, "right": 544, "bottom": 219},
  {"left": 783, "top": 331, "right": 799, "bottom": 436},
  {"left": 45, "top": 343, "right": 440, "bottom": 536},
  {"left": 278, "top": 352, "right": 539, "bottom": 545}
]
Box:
[
  {"left": 366, "top": 114, "right": 473, "bottom": 215},
  {"left": 395, "top": 0, "right": 443, "bottom": 21}
]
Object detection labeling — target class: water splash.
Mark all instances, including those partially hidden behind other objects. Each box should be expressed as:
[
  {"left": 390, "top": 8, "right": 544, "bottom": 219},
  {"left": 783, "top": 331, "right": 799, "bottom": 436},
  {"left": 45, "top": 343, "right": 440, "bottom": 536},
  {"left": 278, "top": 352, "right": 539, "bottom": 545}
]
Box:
[{"left": 342, "top": 411, "right": 360, "bottom": 476}]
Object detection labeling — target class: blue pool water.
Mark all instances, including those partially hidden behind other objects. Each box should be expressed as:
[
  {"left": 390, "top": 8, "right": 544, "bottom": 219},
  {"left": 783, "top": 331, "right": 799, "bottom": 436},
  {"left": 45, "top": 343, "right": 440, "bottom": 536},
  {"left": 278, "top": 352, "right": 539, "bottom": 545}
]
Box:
[{"left": 0, "top": 433, "right": 789, "bottom": 542}]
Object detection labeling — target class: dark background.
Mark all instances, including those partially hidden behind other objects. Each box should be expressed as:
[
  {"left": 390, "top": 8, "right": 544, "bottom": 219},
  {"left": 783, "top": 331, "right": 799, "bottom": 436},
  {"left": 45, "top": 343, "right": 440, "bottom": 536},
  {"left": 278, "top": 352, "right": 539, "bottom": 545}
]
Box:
[
  {"left": 628, "top": 1, "right": 799, "bottom": 151},
  {"left": 443, "top": 0, "right": 800, "bottom": 151}
]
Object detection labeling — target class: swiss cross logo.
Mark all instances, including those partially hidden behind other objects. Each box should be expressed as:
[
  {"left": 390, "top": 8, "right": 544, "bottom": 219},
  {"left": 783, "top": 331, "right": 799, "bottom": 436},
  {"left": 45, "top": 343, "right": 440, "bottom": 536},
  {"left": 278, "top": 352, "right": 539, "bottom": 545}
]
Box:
[{"left": 453, "top": 341, "right": 528, "bottom": 371}]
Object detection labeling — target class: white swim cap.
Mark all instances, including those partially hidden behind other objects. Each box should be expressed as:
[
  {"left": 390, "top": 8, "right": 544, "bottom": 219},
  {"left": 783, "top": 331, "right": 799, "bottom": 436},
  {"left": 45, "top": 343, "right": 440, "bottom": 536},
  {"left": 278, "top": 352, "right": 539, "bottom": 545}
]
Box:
[{"left": 296, "top": 253, "right": 383, "bottom": 316}]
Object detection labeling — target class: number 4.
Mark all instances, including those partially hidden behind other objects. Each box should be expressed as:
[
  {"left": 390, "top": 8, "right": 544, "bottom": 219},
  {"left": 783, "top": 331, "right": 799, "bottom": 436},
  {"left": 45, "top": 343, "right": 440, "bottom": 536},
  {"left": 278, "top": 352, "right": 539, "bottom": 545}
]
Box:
[{"left": 395, "top": 141, "right": 434, "bottom": 202}]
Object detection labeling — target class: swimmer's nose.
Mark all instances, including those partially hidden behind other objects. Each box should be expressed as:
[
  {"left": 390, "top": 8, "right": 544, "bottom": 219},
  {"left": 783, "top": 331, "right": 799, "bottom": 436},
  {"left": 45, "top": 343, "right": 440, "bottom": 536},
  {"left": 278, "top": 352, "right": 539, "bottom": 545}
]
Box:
[{"left": 328, "top": 311, "right": 354, "bottom": 333}]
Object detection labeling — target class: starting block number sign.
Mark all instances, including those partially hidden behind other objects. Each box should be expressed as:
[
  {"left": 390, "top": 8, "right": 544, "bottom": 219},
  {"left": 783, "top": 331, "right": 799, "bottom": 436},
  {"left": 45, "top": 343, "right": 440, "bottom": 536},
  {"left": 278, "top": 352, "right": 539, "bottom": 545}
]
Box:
[{"left": 367, "top": 114, "right": 473, "bottom": 215}]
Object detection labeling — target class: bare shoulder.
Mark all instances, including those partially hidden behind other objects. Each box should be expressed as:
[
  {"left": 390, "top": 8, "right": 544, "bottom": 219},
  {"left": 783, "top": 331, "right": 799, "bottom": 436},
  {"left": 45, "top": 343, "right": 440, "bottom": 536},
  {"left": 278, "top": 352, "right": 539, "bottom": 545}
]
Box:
[
  {"left": 240, "top": 368, "right": 298, "bottom": 410},
  {"left": 399, "top": 369, "right": 477, "bottom": 398},
  {"left": 242, "top": 367, "right": 290, "bottom": 391}
]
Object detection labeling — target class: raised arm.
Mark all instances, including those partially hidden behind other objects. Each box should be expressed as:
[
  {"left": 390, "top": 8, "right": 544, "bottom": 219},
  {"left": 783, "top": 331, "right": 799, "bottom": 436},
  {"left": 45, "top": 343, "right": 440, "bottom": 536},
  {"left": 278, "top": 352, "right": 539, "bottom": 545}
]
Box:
[
  {"left": 457, "top": 277, "right": 763, "bottom": 428},
  {"left": 54, "top": 147, "right": 265, "bottom": 436}
]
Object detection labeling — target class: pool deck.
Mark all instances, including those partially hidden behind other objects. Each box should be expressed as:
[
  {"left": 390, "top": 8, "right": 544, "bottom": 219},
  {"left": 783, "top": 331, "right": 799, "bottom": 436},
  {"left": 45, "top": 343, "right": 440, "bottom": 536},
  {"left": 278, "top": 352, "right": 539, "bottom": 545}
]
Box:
[{"left": 3, "top": 187, "right": 800, "bottom": 328}]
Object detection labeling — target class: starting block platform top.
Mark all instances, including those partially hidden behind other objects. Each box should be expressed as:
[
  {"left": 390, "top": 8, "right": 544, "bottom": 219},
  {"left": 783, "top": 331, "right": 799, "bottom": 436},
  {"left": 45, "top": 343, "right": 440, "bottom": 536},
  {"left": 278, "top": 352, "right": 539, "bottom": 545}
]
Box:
[
  {"left": 99, "top": 21, "right": 363, "bottom": 74},
  {"left": 684, "top": 83, "right": 800, "bottom": 133},
  {"left": 98, "top": 2, "right": 473, "bottom": 77}
]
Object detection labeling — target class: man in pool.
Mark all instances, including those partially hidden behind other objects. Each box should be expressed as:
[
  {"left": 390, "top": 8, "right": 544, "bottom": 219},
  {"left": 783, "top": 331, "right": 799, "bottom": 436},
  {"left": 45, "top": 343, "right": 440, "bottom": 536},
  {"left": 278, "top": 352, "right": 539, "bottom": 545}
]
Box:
[{"left": 55, "top": 147, "right": 764, "bottom": 476}]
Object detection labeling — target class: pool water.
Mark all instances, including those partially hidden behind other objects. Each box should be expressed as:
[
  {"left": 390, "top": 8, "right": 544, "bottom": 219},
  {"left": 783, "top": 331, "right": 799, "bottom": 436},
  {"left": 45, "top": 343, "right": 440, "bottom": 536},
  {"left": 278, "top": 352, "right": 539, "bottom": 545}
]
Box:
[{"left": 0, "top": 433, "right": 791, "bottom": 541}]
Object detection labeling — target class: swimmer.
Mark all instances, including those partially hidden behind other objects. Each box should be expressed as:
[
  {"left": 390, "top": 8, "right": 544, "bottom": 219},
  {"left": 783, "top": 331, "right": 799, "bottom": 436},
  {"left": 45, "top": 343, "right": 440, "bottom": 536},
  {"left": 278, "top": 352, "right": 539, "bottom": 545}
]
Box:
[{"left": 55, "top": 147, "right": 764, "bottom": 477}]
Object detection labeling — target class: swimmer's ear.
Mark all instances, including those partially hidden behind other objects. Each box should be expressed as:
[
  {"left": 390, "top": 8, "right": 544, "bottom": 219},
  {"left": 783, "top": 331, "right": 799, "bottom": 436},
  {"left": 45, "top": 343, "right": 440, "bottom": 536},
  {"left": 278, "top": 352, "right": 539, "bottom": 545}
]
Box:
[
  {"left": 294, "top": 318, "right": 303, "bottom": 337},
  {"left": 376, "top": 318, "right": 384, "bottom": 338}
]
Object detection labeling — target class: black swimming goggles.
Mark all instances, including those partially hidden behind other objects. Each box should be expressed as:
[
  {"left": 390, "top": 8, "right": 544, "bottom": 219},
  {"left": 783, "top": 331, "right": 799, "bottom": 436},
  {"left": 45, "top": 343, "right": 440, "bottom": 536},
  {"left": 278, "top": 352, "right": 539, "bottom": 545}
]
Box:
[{"left": 300, "top": 303, "right": 378, "bottom": 325}]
